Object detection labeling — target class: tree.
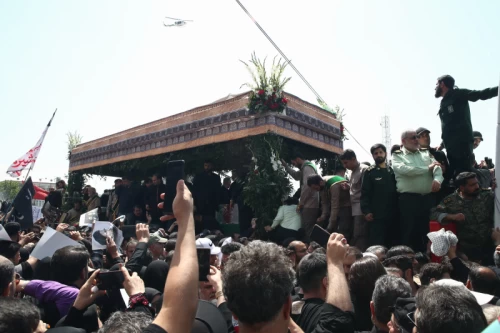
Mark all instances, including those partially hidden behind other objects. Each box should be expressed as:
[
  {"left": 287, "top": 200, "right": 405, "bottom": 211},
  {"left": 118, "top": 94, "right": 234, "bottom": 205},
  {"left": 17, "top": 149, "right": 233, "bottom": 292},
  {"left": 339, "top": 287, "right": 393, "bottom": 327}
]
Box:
[
  {"left": 64, "top": 131, "right": 86, "bottom": 210},
  {"left": 0, "top": 180, "right": 21, "bottom": 201}
]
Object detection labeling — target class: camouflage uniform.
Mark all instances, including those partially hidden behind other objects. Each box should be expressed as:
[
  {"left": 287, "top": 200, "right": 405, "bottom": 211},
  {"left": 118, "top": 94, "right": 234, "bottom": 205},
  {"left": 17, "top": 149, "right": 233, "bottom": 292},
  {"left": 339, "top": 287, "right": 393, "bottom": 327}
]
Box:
[{"left": 430, "top": 189, "right": 494, "bottom": 262}]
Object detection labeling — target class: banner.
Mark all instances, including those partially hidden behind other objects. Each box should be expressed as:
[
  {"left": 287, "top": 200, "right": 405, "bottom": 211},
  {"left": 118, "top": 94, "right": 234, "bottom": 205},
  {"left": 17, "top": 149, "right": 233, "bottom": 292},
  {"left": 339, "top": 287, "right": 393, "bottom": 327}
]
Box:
[
  {"left": 12, "top": 177, "right": 35, "bottom": 229},
  {"left": 32, "top": 206, "right": 42, "bottom": 222},
  {"left": 6, "top": 109, "right": 57, "bottom": 177}
]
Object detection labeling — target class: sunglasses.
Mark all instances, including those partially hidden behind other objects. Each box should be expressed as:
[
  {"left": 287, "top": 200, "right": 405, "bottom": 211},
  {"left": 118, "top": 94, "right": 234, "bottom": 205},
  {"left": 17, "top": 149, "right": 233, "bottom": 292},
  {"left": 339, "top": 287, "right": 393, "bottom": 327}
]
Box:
[{"left": 407, "top": 311, "right": 418, "bottom": 330}]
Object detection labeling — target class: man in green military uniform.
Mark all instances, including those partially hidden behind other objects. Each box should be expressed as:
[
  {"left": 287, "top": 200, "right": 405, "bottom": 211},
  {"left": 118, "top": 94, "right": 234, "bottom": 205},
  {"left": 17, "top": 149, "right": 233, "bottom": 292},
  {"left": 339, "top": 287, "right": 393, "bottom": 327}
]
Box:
[
  {"left": 430, "top": 172, "right": 494, "bottom": 264},
  {"left": 282, "top": 152, "right": 319, "bottom": 239},
  {"left": 435, "top": 75, "right": 498, "bottom": 179},
  {"left": 307, "top": 168, "right": 352, "bottom": 237},
  {"left": 361, "top": 143, "right": 398, "bottom": 247}
]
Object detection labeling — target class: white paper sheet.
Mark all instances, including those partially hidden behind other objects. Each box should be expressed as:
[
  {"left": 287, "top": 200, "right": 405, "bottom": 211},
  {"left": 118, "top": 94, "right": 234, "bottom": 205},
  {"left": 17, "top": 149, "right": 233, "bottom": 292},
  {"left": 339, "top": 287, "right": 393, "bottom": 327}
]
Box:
[
  {"left": 31, "top": 227, "right": 80, "bottom": 260},
  {"left": 0, "top": 224, "right": 11, "bottom": 241},
  {"left": 79, "top": 208, "right": 98, "bottom": 227}
]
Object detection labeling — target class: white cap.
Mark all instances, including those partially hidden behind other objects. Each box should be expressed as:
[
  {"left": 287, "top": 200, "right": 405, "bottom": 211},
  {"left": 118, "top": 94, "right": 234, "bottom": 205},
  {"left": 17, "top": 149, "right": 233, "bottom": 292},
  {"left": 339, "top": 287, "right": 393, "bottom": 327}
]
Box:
[
  {"left": 434, "top": 279, "right": 494, "bottom": 305},
  {"left": 196, "top": 237, "right": 221, "bottom": 255}
]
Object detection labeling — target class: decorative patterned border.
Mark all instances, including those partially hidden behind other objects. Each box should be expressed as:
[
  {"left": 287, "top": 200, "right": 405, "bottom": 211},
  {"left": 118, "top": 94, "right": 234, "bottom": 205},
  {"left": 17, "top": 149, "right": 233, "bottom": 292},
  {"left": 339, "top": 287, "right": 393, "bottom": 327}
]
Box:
[{"left": 69, "top": 107, "right": 342, "bottom": 169}]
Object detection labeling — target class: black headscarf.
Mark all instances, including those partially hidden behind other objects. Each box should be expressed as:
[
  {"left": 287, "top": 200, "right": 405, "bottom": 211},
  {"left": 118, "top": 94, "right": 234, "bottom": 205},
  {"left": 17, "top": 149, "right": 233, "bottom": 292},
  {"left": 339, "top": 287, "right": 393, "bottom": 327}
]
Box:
[{"left": 143, "top": 260, "right": 169, "bottom": 292}]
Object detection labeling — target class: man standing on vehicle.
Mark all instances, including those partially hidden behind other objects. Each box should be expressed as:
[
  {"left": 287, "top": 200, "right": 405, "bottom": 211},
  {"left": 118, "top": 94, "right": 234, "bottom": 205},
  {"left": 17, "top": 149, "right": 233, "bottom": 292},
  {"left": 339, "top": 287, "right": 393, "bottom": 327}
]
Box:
[{"left": 435, "top": 75, "right": 497, "bottom": 179}]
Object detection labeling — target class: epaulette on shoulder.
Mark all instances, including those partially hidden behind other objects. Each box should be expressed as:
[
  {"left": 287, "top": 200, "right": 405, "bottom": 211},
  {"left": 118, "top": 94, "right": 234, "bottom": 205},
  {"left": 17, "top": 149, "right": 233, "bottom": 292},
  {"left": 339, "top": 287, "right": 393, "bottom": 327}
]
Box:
[
  {"left": 367, "top": 165, "right": 376, "bottom": 171},
  {"left": 419, "top": 147, "right": 429, "bottom": 151},
  {"left": 393, "top": 150, "right": 402, "bottom": 154},
  {"left": 443, "top": 196, "right": 453, "bottom": 204}
]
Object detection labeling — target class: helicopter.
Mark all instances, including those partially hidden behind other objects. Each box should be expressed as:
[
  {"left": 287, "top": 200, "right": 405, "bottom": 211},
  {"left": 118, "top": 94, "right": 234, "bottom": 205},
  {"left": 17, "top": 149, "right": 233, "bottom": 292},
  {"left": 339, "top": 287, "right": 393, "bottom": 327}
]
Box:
[{"left": 163, "top": 17, "right": 193, "bottom": 27}]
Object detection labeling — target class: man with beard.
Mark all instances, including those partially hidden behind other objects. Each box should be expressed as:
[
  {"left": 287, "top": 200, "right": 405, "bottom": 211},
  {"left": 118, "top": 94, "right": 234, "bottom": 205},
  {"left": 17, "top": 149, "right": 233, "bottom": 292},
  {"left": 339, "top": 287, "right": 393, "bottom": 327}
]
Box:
[
  {"left": 430, "top": 172, "right": 494, "bottom": 264},
  {"left": 393, "top": 130, "right": 443, "bottom": 252},
  {"left": 435, "top": 75, "right": 498, "bottom": 179},
  {"left": 340, "top": 149, "right": 369, "bottom": 251},
  {"left": 282, "top": 153, "right": 319, "bottom": 239},
  {"left": 360, "top": 143, "right": 398, "bottom": 247},
  {"left": 417, "top": 127, "right": 453, "bottom": 203}
]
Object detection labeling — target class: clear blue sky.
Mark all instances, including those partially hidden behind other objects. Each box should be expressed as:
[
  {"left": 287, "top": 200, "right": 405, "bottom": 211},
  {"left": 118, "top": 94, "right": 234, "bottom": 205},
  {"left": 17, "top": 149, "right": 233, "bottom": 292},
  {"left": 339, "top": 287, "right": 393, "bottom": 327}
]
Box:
[{"left": 1, "top": 0, "right": 498, "bottom": 192}]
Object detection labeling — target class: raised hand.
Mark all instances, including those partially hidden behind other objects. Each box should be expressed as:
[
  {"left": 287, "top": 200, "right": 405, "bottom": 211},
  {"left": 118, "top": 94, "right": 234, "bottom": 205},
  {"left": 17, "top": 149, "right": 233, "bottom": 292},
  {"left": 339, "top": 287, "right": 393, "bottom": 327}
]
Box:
[
  {"left": 326, "top": 233, "right": 349, "bottom": 264},
  {"left": 120, "top": 264, "right": 145, "bottom": 296},
  {"left": 136, "top": 223, "right": 150, "bottom": 243},
  {"left": 73, "top": 270, "right": 106, "bottom": 310}
]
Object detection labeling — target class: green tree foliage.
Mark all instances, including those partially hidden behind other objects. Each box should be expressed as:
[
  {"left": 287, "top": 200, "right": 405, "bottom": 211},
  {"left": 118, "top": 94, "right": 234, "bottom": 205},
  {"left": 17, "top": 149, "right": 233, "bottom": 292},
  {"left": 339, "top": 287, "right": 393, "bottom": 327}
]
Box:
[
  {"left": 0, "top": 180, "right": 21, "bottom": 201},
  {"left": 243, "top": 133, "right": 293, "bottom": 236},
  {"left": 64, "top": 131, "right": 86, "bottom": 210}
]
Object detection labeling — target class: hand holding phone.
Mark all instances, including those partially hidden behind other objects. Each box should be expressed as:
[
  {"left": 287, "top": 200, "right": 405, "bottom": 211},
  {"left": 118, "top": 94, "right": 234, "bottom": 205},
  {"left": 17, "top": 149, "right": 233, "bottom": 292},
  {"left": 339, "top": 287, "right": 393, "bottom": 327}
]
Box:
[
  {"left": 163, "top": 160, "right": 185, "bottom": 215},
  {"left": 197, "top": 248, "right": 211, "bottom": 282},
  {"left": 96, "top": 270, "right": 125, "bottom": 290},
  {"left": 207, "top": 266, "right": 223, "bottom": 292}
]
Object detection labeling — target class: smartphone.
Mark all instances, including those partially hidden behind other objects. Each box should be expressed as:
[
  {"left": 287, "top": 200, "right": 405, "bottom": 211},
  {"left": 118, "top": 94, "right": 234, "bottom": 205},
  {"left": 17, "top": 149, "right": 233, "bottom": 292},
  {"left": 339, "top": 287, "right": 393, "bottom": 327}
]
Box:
[
  {"left": 97, "top": 270, "right": 125, "bottom": 290},
  {"left": 310, "top": 225, "right": 331, "bottom": 248},
  {"left": 163, "top": 160, "right": 185, "bottom": 215},
  {"left": 197, "top": 248, "right": 211, "bottom": 282}
]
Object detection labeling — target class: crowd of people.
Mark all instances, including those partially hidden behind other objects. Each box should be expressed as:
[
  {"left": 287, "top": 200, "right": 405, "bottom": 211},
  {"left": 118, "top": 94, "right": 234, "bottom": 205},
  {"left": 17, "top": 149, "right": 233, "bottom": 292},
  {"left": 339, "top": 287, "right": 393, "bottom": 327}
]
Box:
[{"left": 0, "top": 75, "right": 498, "bottom": 332}]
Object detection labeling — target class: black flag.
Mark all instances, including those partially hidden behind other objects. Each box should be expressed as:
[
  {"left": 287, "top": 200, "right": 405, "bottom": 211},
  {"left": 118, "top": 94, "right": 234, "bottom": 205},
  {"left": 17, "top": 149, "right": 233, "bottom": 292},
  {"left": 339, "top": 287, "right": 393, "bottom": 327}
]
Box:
[{"left": 12, "top": 177, "right": 35, "bottom": 229}]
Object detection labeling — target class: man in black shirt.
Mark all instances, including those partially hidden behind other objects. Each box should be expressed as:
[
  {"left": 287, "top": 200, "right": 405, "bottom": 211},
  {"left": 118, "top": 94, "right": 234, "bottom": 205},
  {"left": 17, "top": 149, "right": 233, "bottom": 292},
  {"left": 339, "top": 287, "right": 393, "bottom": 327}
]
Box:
[
  {"left": 435, "top": 75, "right": 498, "bottom": 179},
  {"left": 115, "top": 177, "right": 139, "bottom": 217},
  {"left": 293, "top": 252, "right": 328, "bottom": 333},
  {"left": 125, "top": 205, "right": 147, "bottom": 225},
  {"left": 193, "top": 160, "right": 221, "bottom": 223},
  {"left": 148, "top": 174, "right": 166, "bottom": 225}
]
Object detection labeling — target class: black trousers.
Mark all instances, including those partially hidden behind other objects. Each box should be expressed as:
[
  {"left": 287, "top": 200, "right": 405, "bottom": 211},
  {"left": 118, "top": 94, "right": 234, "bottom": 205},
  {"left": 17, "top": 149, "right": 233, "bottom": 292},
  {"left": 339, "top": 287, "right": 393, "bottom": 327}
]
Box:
[
  {"left": 399, "top": 193, "right": 433, "bottom": 252},
  {"left": 445, "top": 141, "right": 473, "bottom": 180},
  {"left": 269, "top": 226, "right": 299, "bottom": 245},
  {"left": 368, "top": 218, "right": 390, "bottom": 248}
]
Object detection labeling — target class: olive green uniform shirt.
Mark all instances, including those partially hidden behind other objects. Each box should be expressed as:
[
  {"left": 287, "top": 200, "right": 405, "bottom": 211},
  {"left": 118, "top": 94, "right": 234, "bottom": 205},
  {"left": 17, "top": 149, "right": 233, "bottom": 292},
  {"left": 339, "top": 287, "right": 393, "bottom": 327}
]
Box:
[{"left": 392, "top": 147, "right": 444, "bottom": 194}]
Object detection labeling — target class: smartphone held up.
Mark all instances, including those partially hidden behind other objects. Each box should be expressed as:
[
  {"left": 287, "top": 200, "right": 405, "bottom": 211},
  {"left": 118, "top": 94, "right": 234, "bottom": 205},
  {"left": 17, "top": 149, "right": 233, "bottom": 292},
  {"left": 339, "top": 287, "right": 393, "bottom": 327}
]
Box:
[{"left": 163, "top": 160, "right": 185, "bottom": 215}]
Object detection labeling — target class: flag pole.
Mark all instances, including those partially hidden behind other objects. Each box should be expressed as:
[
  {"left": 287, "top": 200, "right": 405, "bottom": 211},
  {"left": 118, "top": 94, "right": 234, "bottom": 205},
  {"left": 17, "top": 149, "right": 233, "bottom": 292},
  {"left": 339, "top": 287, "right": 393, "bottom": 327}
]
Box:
[{"left": 23, "top": 166, "right": 33, "bottom": 183}]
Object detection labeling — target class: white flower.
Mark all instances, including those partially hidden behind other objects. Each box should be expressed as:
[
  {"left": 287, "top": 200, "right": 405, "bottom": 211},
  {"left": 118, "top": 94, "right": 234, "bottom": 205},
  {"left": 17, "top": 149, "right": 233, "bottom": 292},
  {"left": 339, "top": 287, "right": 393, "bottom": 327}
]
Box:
[
  {"left": 254, "top": 165, "right": 258, "bottom": 171},
  {"left": 266, "top": 87, "right": 273, "bottom": 95}
]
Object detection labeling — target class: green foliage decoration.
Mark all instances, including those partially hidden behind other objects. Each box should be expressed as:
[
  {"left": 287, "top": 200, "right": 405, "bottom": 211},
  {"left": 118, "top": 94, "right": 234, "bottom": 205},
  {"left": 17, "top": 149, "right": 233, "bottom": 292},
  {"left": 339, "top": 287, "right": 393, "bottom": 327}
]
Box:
[{"left": 243, "top": 133, "right": 293, "bottom": 235}]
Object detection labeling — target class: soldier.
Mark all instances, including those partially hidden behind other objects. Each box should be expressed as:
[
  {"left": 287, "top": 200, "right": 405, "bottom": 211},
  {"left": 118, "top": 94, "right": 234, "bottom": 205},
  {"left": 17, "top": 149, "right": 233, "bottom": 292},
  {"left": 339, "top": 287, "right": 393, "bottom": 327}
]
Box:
[
  {"left": 435, "top": 75, "right": 498, "bottom": 179},
  {"left": 307, "top": 166, "right": 352, "bottom": 238},
  {"left": 430, "top": 172, "right": 494, "bottom": 264},
  {"left": 361, "top": 143, "right": 398, "bottom": 247},
  {"left": 393, "top": 130, "right": 443, "bottom": 252},
  {"left": 281, "top": 153, "right": 319, "bottom": 239},
  {"left": 340, "top": 149, "right": 369, "bottom": 251}
]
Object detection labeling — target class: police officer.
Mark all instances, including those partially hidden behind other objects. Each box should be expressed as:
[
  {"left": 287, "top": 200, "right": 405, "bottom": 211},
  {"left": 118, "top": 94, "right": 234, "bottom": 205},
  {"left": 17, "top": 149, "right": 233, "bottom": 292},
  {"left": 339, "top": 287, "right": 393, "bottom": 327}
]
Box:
[
  {"left": 360, "top": 143, "right": 398, "bottom": 247},
  {"left": 435, "top": 75, "right": 498, "bottom": 180},
  {"left": 416, "top": 127, "right": 453, "bottom": 203}
]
